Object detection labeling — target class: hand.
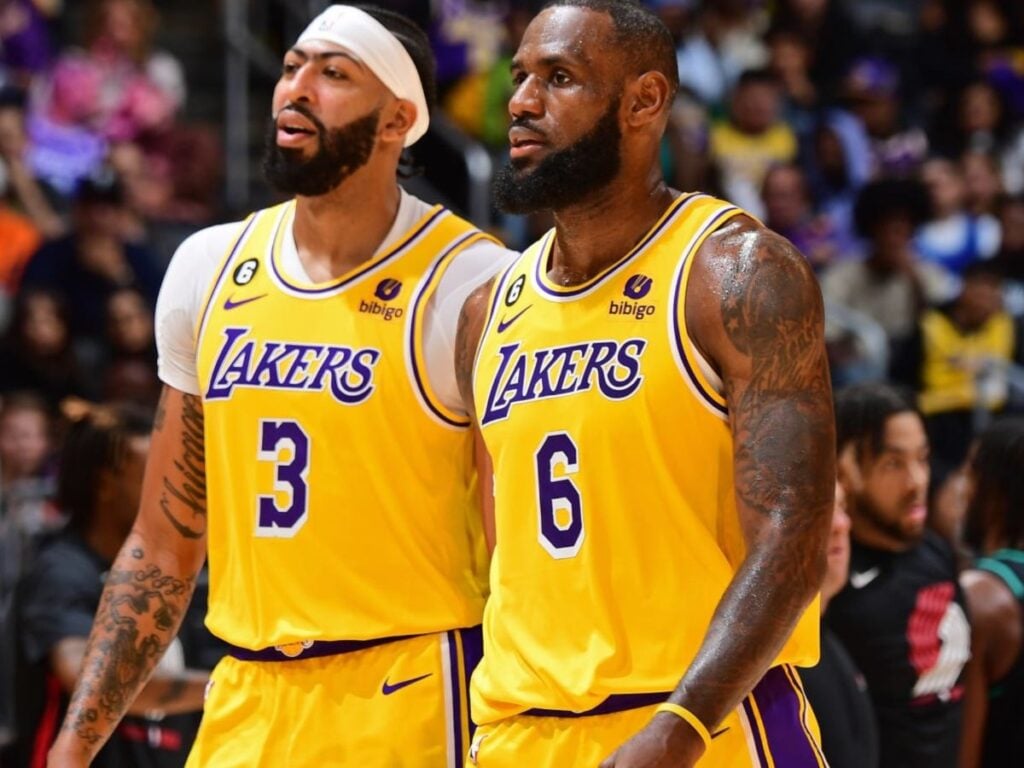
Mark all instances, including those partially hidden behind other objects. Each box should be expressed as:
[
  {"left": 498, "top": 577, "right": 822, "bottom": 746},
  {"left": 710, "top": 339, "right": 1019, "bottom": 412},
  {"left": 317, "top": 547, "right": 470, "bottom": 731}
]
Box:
[{"left": 598, "top": 712, "right": 706, "bottom": 768}]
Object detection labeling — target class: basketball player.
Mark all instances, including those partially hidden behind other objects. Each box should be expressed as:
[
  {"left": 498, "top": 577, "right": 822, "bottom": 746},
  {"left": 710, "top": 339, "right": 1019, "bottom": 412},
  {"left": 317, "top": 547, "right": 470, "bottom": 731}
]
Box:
[
  {"left": 48, "top": 5, "right": 512, "bottom": 766},
  {"left": 454, "top": 2, "right": 834, "bottom": 766},
  {"left": 829, "top": 383, "right": 969, "bottom": 768},
  {"left": 959, "top": 418, "right": 1024, "bottom": 768}
]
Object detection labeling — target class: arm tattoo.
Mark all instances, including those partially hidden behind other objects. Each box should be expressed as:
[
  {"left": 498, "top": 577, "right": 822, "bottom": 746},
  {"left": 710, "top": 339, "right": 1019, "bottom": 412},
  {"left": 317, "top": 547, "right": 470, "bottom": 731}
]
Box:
[
  {"left": 160, "top": 393, "right": 207, "bottom": 538},
  {"left": 671, "top": 226, "right": 834, "bottom": 728},
  {"left": 62, "top": 539, "right": 196, "bottom": 746}
]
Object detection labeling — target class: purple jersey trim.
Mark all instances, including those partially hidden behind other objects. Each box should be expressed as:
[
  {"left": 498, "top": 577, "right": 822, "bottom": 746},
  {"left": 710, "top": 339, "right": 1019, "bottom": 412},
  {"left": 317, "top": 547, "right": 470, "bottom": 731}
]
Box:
[
  {"left": 531, "top": 194, "right": 702, "bottom": 301},
  {"left": 195, "top": 215, "right": 258, "bottom": 352},
  {"left": 270, "top": 207, "right": 446, "bottom": 296},
  {"left": 522, "top": 691, "right": 673, "bottom": 718},
  {"left": 406, "top": 230, "right": 486, "bottom": 428},
  {"left": 669, "top": 205, "right": 740, "bottom": 417},
  {"left": 225, "top": 633, "right": 417, "bottom": 662},
  {"left": 744, "top": 666, "right": 825, "bottom": 768}
]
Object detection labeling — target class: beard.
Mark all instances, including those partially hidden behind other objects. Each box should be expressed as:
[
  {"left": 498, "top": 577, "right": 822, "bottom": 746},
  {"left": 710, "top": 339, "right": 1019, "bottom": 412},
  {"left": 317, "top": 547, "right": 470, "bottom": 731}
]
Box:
[
  {"left": 493, "top": 96, "right": 622, "bottom": 214},
  {"left": 854, "top": 492, "right": 926, "bottom": 546},
  {"left": 262, "top": 105, "right": 380, "bottom": 196}
]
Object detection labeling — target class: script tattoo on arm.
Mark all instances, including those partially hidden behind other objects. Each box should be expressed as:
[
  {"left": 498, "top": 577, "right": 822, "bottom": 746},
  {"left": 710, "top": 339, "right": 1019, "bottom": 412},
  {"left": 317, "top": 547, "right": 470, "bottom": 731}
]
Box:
[
  {"left": 669, "top": 221, "right": 835, "bottom": 731},
  {"left": 159, "top": 392, "right": 207, "bottom": 539},
  {"left": 62, "top": 541, "right": 196, "bottom": 747}
]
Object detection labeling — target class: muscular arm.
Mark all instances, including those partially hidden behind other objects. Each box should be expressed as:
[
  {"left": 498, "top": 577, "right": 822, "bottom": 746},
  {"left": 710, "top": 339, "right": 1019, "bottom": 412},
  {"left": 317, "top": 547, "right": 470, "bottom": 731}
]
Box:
[
  {"left": 456, "top": 278, "right": 497, "bottom": 553},
  {"left": 51, "top": 638, "right": 209, "bottom": 717},
  {"left": 49, "top": 386, "right": 209, "bottom": 765},
  {"left": 958, "top": 570, "right": 1022, "bottom": 768},
  {"left": 669, "top": 220, "right": 835, "bottom": 742}
]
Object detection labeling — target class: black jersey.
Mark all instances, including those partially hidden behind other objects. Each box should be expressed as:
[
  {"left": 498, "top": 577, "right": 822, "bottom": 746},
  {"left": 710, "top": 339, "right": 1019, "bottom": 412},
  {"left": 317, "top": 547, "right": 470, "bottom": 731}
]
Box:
[
  {"left": 975, "top": 548, "right": 1024, "bottom": 767},
  {"left": 826, "top": 529, "right": 970, "bottom": 768}
]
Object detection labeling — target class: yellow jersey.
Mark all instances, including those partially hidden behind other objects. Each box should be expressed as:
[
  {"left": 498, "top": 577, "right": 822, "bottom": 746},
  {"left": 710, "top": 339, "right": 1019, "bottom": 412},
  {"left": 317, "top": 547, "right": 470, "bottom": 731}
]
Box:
[
  {"left": 470, "top": 193, "right": 820, "bottom": 724},
  {"left": 196, "top": 201, "right": 494, "bottom": 649}
]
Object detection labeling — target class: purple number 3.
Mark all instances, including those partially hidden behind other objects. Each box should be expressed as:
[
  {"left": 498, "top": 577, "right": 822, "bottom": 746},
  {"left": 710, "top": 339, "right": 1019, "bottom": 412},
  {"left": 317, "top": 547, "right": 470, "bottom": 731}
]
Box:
[
  {"left": 535, "top": 432, "right": 584, "bottom": 558},
  {"left": 256, "top": 420, "right": 310, "bottom": 537}
]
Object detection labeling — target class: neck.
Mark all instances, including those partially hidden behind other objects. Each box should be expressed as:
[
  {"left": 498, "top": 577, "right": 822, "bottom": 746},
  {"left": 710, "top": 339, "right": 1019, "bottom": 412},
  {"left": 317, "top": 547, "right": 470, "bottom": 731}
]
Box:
[
  {"left": 291, "top": 163, "right": 402, "bottom": 281},
  {"left": 849, "top": 516, "right": 912, "bottom": 553},
  {"left": 549, "top": 167, "right": 675, "bottom": 284}
]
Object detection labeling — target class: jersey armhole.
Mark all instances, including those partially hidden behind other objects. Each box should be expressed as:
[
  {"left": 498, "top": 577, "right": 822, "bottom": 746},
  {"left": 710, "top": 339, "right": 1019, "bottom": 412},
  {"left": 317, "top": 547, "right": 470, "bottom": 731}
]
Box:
[
  {"left": 193, "top": 212, "right": 260, "bottom": 353},
  {"left": 407, "top": 228, "right": 502, "bottom": 429},
  {"left": 669, "top": 204, "right": 745, "bottom": 420},
  {"left": 470, "top": 255, "right": 523, "bottom": 416}
]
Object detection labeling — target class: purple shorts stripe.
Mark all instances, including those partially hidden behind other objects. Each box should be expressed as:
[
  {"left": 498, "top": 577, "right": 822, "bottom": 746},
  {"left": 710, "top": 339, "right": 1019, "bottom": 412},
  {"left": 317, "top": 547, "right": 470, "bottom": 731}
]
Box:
[
  {"left": 749, "top": 666, "right": 824, "bottom": 768},
  {"left": 741, "top": 696, "right": 772, "bottom": 768},
  {"left": 446, "top": 630, "right": 465, "bottom": 768},
  {"left": 781, "top": 665, "right": 828, "bottom": 767},
  {"left": 459, "top": 625, "right": 483, "bottom": 740}
]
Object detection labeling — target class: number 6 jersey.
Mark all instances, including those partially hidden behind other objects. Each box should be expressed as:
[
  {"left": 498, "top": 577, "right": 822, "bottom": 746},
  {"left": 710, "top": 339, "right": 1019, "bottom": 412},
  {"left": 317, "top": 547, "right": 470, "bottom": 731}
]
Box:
[
  {"left": 184, "top": 196, "right": 505, "bottom": 650},
  {"left": 469, "top": 193, "right": 821, "bottom": 724}
]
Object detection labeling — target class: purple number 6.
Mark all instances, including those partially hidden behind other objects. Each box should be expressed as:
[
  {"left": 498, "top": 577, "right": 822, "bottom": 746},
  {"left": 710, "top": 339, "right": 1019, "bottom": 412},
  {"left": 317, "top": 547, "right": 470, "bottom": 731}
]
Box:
[
  {"left": 535, "top": 432, "right": 584, "bottom": 559},
  {"left": 256, "top": 420, "right": 310, "bottom": 537}
]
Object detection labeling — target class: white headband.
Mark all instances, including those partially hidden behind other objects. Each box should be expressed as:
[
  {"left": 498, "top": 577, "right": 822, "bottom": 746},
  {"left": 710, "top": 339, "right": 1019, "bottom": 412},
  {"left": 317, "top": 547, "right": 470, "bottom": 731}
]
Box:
[{"left": 296, "top": 5, "right": 429, "bottom": 147}]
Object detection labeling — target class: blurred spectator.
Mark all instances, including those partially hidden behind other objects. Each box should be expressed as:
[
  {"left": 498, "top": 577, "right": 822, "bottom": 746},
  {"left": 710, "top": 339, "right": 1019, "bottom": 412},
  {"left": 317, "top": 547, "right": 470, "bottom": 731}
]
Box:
[
  {"left": 961, "top": 149, "right": 1005, "bottom": 216},
  {"left": 771, "top": 0, "right": 863, "bottom": 101},
  {"left": 902, "top": 263, "right": 1024, "bottom": 476},
  {"left": 20, "top": 173, "right": 162, "bottom": 344},
  {"left": 804, "top": 111, "right": 872, "bottom": 253},
  {"left": 0, "top": 391, "right": 56, "bottom": 536},
  {"left": 916, "top": 157, "right": 1001, "bottom": 275},
  {"left": 18, "top": 402, "right": 212, "bottom": 768},
  {"left": 764, "top": 24, "right": 817, "bottom": 134},
  {"left": 821, "top": 178, "right": 955, "bottom": 355},
  {"left": 0, "top": 290, "right": 85, "bottom": 406},
  {"left": 676, "top": 0, "right": 768, "bottom": 110},
  {"left": 762, "top": 162, "right": 851, "bottom": 270},
  {"left": 0, "top": 0, "right": 55, "bottom": 88},
  {"left": 799, "top": 480, "right": 880, "bottom": 768},
  {"left": 843, "top": 56, "right": 929, "bottom": 177},
  {"left": 959, "top": 417, "right": 1024, "bottom": 768},
  {"left": 27, "top": 0, "right": 185, "bottom": 194},
  {"left": 710, "top": 68, "right": 796, "bottom": 217},
  {"left": 993, "top": 193, "right": 1024, "bottom": 316},
  {"left": 0, "top": 86, "right": 64, "bottom": 238},
  {"left": 829, "top": 383, "right": 970, "bottom": 768},
  {"left": 665, "top": 86, "right": 714, "bottom": 195},
  {"left": 101, "top": 286, "right": 158, "bottom": 406}
]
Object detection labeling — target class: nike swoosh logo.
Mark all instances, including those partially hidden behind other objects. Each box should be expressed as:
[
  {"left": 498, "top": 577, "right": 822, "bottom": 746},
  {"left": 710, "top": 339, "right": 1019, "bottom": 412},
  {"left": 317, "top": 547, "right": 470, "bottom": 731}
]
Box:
[
  {"left": 497, "top": 305, "right": 532, "bottom": 333},
  {"left": 381, "top": 672, "right": 432, "bottom": 695},
  {"left": 223, "top": 293, "right": 268, "bottom": 310},
  {"left": 850, "top": 567, "right": 881, "bottom": 589},
  {"left": 711, "top": 726, "right": 729, "bottom": 739}
]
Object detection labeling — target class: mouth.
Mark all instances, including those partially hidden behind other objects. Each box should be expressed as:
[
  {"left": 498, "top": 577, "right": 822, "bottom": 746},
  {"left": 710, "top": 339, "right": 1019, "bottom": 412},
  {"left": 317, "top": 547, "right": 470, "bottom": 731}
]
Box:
[
  {"left": 509, "top": 129, "right": 547, "bottom": 161},
  {"left": 905, "top": 504, "right": 927, "bottom": 525},
  {"left": 276, "top": 112, "right": 318, "bottom": 147}
]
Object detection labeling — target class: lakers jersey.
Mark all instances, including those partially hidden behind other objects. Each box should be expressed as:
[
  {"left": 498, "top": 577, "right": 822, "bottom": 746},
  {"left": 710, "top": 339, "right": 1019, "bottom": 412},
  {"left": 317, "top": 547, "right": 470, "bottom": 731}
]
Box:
[
  {"left": 196, "top": 201, "right": 494, "bottom": 649},
  {"left": 470, "top": 193, "right": 820, "bottom": 724}
]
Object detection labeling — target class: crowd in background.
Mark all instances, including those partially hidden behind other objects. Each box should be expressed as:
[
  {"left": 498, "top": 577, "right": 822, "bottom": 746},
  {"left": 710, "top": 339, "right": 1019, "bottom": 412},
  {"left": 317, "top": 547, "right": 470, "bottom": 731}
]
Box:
[{"left": 1, "top": 0, "right": 1024, "bottom": 766}]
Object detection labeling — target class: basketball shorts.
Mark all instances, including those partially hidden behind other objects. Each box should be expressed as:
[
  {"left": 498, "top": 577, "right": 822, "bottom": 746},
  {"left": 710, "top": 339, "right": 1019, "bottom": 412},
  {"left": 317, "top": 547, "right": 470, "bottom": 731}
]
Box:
[
  {"left": 467, "top": 665, "right": 827, "bottom": 767},
  {"left": 186, "top": 626, "right": 481, "bottom": 767}
]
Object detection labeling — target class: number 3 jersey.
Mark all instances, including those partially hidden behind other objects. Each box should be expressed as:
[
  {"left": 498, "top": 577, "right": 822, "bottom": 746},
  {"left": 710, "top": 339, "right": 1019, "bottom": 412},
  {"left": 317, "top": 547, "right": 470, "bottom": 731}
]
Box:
[
  {"left": 470, "top": 193, "right": 821, "bottom": 724},
  {"left": 194, "top": 200, "right": 497, "bottom": 649}
]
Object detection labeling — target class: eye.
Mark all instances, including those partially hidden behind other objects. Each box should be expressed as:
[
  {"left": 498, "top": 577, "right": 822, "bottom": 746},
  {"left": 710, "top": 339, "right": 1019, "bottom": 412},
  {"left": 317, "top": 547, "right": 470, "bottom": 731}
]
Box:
[
  {"left": 552, "top": 69, "right": 572, "bottom": 86},
  {"left": 282, "top": 61, "right": 299, "bottom": 75},
  {"left": 511, "top": 71, "right": 527, "bottom": 87},
  {"left": 324, "top": 68, "right": 348, "bottom": 81}
]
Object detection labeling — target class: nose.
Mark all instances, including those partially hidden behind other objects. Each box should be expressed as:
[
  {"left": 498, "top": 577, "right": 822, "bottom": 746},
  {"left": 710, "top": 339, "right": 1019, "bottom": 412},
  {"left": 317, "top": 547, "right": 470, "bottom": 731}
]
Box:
[
  {"left": 509, "top": 74, "right": 543, "bottom": 121},
  {"left": 277, "top": 62, "right": 317, "bottom": 109}
]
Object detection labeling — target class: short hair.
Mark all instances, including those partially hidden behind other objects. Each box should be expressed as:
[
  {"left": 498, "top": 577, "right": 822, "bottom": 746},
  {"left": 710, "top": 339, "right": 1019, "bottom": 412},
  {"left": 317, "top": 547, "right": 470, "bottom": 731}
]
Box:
[
  {"left": 853, "top": 178, "right": 932, "bottom": 238},
  {"left": 543, "top": 0, "right": 679, "bottom": 97},
  {"left": 835, "top": 383, "right": 921, "bottom": 460},
  {"left": 965, "top": 418, "right": 1024, "bottom": 549},
  {"left": 0, "top": 391, "right": 50, "bottom": 422},
  {"left": 735, "top": 67, "right": 782, "bottom": 91},
  {"left": 59, "top": 402, "right": 153, "bottom": 532}
]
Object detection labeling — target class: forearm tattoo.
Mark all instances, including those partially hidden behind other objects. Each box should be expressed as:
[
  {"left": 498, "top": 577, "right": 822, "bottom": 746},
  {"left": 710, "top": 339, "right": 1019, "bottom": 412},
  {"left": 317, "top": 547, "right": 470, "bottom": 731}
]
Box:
[{"left": 159, "top": 392, "right": 207, "bottom": 539}]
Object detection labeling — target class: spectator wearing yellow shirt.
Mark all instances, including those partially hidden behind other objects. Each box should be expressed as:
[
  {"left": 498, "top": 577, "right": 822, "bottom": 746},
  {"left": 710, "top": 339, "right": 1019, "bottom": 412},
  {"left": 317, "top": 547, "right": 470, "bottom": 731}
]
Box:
[{"left": 710, "top": 67, "right": 796, "bottom": 217}]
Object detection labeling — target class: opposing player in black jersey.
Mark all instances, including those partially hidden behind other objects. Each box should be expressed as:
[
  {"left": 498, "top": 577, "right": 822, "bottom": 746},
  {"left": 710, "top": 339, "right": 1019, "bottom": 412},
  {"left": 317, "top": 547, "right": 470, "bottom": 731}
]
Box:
[
  {"left": 828, "top": 384, "right": 970, "bottom": 768},
  {"left": 959, "top": 418, "right": 1024, "bottom": 768}
]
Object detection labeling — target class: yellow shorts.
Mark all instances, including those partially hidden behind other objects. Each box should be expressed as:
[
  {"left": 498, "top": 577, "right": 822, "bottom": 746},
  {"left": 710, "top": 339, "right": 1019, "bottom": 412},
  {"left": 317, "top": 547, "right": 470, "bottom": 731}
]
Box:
[
  {"left": 186, "top": 627, "right": 481, "bottom": 767},
  {"left": 468, "top": 666, "right": 826, "bottom": 767}
]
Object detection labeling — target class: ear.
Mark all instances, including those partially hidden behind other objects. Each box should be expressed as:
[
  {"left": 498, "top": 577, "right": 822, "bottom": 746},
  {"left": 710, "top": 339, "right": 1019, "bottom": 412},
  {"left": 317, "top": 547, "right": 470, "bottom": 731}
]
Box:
[
  {"left": 379, "top": 98, "right": 417, "bottom": 146},
  {"left": 625, "top": 71, "right": 672, "bottom": 129},
  {"left": 837, "top": 443, "right": 865, "bottom": 495}
]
